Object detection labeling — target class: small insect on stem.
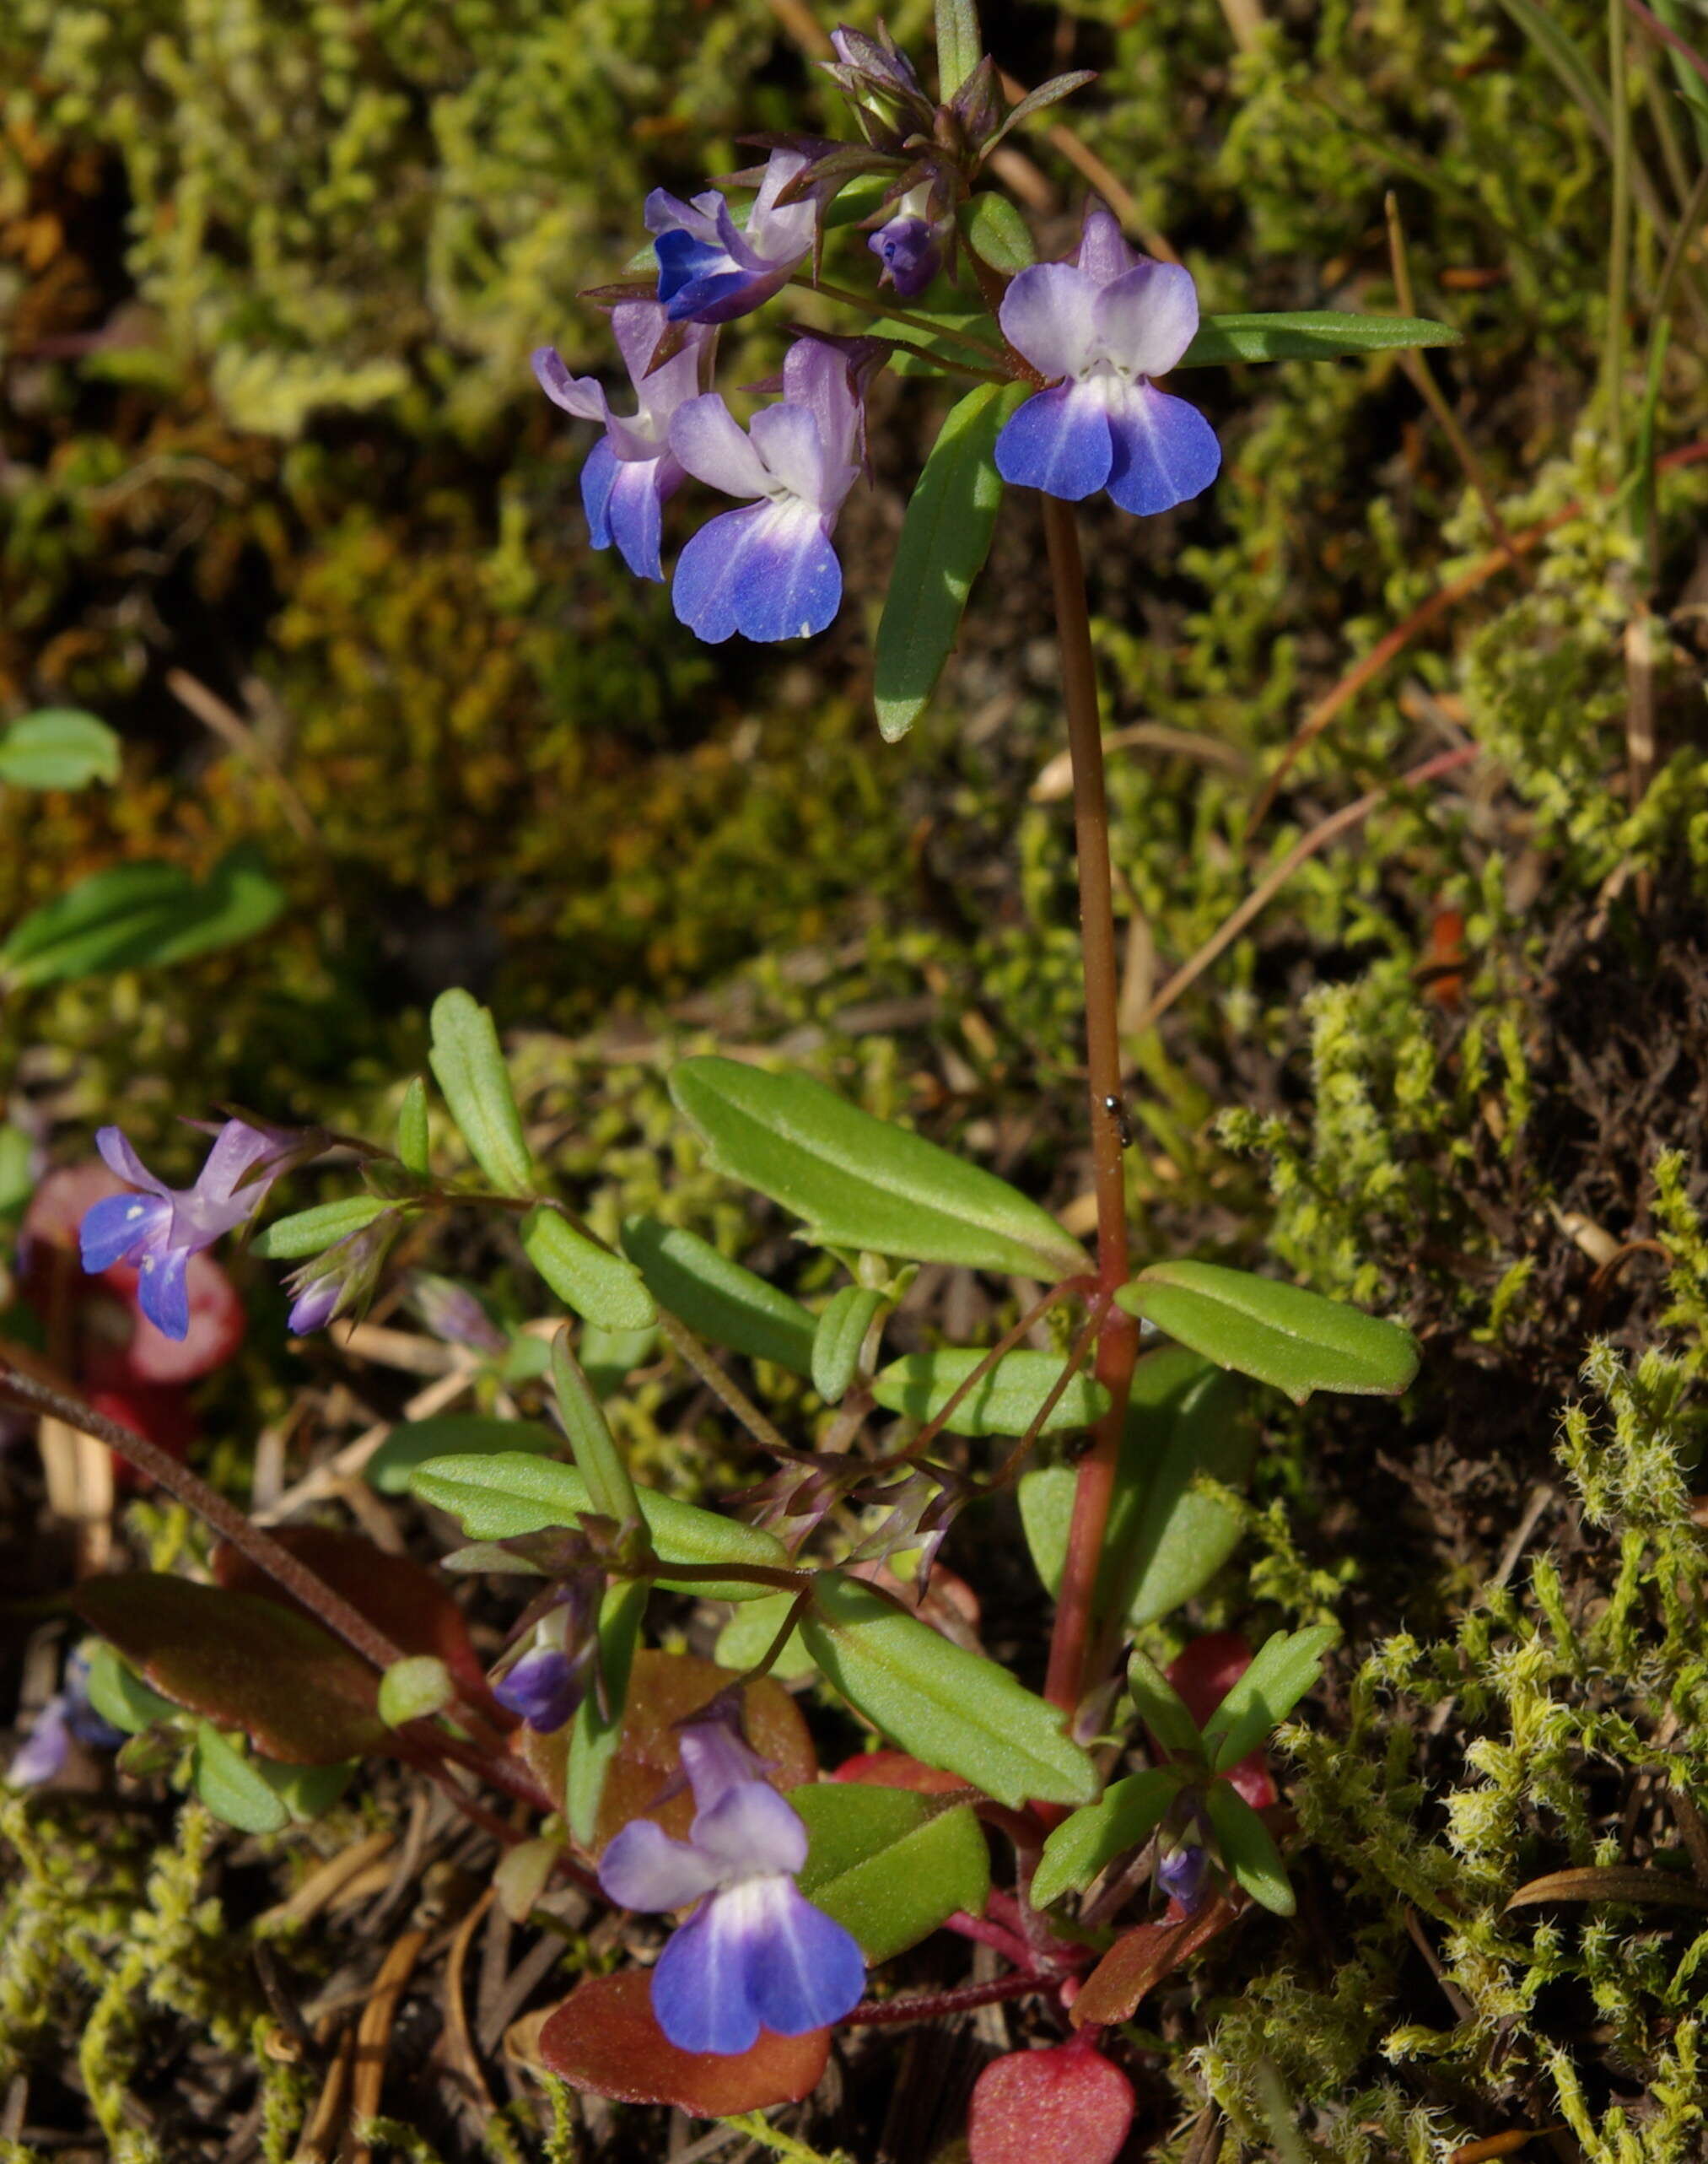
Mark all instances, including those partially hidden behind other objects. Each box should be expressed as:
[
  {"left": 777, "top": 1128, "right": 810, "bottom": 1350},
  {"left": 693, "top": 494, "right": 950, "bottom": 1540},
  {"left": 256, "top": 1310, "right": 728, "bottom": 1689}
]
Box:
[{"left": 1101, "top": 1093, "right": 1133, "bottom": 1150}]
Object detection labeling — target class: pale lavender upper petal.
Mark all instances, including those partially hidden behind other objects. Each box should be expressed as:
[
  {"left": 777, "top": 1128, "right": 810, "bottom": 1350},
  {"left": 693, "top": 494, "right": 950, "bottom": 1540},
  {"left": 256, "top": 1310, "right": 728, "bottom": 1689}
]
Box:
[
  {"left": 644, "top": 186, "right": 724, "bottom": 246},
  {"left": 669, "top": 394, "right": 773, "bottom": 499},
  {"left": 194, "top": 1119, "right": 288, "bottom": 1206},
  {"left": 690, "top": 1778, "right": 808, "bottom": 1878},
  {"left": 746, "top": 149, "right": 816, "bottom": 258},
  {"left": 1075, "top": 203, "right": 1136, "bottom": 289},
  {"left": 749, "top": 401, "right": 832, "bottom": 508},
  {"left": 998, "top": 262, "right": 1099, "bottom": 382},
  {"left": 678, "top": 1717, "right": 768, "bottom": 1813},
  {"left": 599, "top": 1816, "right": 724, "bottom": 1913},
  {"left": 532, "top": 347, "right": 611, "bottom": 426},
  {"left": 95, "top": 1127, "right": 168, "bottom": 1196},
  {"left": 8, "top": 1698, "right": 71, "bottom": 1787},
  {"left": 782, "top": 338, "right": 862, "bottom": 481},
  {"left": 631, "top": 322, "right": 714, "bottom": 440},
  {"left": 1094, "top": 259, "right": 1199, "bottom": 379}
]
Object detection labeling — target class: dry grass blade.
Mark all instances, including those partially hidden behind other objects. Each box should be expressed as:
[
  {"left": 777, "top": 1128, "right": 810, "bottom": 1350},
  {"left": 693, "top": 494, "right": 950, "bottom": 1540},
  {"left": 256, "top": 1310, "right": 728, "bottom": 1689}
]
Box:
[
  {"left": 346, "top": 1926, "right": 430, "bottom": 2164},
  {"left": 441, "top": 1887, "right": 498, "bottom": 2126},
  {"left": 291, "top": 2022, "right": 356, "bottom": 2164},
  {"left": 1503, "top": 1864, "right": 1708, "bottom": 1913},
  {"left": 256, "top": 1832, "right": 397, "bottom": 1935},
  {"left": 1031, "top": 723, "right": 1247, "bottom": 803}
]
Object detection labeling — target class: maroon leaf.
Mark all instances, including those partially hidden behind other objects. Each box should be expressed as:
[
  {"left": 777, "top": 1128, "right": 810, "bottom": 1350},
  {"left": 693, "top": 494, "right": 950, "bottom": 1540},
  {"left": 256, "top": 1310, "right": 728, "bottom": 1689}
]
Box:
[
  {"left": 1070, "top": 1889, "right": 1241, "bottom": 2028},
  {"left": 515, "top": 1649, "right": 818, "bottom": 1843},
  {"left": 70, "top": 1573, "right": 385, "bottom": 1765},
  {"left": 830, "top": 1748, "right": 970, "bottom": 1795},
  {"left": 968, "top": 2039, "right": 1134, "bottom": 2164},
  {"left": 539, "top": 1971, "right": 829, "bottom": 2112},
  {"left": 212, "top": 1526, "right": 490, "bottom": 1704}
]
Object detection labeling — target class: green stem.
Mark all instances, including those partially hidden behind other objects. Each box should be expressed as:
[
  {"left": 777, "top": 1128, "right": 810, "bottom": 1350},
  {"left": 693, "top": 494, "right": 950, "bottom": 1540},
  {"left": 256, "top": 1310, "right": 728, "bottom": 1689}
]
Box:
[
  {"left": 1608, "top": 0, "right": 1632, "bottom": 474},
  {"left": 791, "top": 273, "right": 1008, "bottom": 364},
  {"left": 1037, "top": 496, "right": 1141, "bottom": 1717}
]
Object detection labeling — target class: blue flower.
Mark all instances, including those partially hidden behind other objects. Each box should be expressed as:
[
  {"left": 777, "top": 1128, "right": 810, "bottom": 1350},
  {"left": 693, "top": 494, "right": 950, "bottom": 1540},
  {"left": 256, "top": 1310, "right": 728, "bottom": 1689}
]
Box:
[
  {"left": 493, "top": 1647, "right": 581, "bottom": 1734},
  {"left": 598, "top": 1712, "right": 866, "bottom": 2055},
  {"left": 667, "top": 338, "right": 864, "bottom": 645},
  {"left": 868, "top": 211, "right": 940, "bottom": 300},
  {"left": 79, "top": 1120, "right": 299, "bottom": 1341},
  {"left": 1156, "top": 1839, "right": 1209, "bottom": 1913},
  {"left": 994, "top": 203, "right": 1220, "bottom": 517},
  {"left": 534, "top": 303, "right": 714, "bottom": 581},
  {"left": 646, "top": 149, "right": 816, "bottom": 326}
]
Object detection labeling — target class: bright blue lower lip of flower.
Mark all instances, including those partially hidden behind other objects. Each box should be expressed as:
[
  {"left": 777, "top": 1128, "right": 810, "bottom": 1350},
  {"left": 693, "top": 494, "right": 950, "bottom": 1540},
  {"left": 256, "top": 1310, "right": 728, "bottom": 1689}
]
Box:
[
  {"left": 672, "top": 502, "right": 842, "bottom": 645},
  {"left": 79, "top": 1192, "right": 170, "bottom": 1276},
  {"left": 649, "top": 1876, "right": 866, "bottom": 2054},
  {"left": 1104, "top": 384, "right": 1220, "bottom": 516},
  {"left": 996, "top": 380, "right": 1220, "bottom": 518},
  {"left": 994, "top": 383, "right": 1112, "bottom": 501},
  {"left": 493, "top": 1648, "right": 579, "bottom": 1732},
  {"left": 135, "top": 1246, "right": 191, "bottom": 1340}
]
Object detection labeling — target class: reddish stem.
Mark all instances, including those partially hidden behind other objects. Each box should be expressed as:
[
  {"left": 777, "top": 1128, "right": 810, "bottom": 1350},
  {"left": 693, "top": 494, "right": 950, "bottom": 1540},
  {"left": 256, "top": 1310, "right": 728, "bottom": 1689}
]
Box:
[
  {"left": 1037, "top": 496, "right": 1142, "bottom": 1716},
  {"left": 945, "top": 1909, "right": 1038, "bottom": 1971},
  {"left": 843, "top": 1972, "right": 1051, "bottom": 2026}
]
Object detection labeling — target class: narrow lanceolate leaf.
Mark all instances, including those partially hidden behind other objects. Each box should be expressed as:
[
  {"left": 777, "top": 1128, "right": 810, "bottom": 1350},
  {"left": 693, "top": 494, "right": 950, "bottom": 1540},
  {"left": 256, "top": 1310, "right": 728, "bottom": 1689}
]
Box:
[
  {"left": 1032, "top": 1766, "right": 1186, "bottom": 1909},
  {"left": 191, "top": 1723, "right": 290, "bottom": 1834},
  {"left": 812, "top": 1285, "right": 886, "bottom": 1404},
  {"left": 1117, "top": 1260, "right": 1419, "bottom": 1405},
  {"left": 1125, "top": 1647, "right": 1204, "bottom": 1762},
  {"left": 251, "top": 1195, "right": 396, "bottom": 1260},
  {"left": 671, "top": 1056, "right": 1086, "bottom": 1282},
  {"left": 621, "top": 1217, "right": 815, "bottom": 1376},
  {"left": 872, "top": 380, "right": 1029, "bottom": 743},
  {"left": 521, "top": 1208, "right": 656, "bottom": 1332},
  {"left": 427, "top": 989, "right": 534, "bottom": 1197},
  {"left": 0, "top": 848, "right": 284, "bottom": 989},
  {"left": 1176, "top": 310, "right": 1460, "bottom": 369},
  {"left": 0, "top": 709, "right": 121, "bottom": 790},
  {"left": 792, "top": 1782, "right": 989, "bottom": 1963},
  {"left": 935, "top": 0, "right": 982, "bottom": 97},
  {"left": 1203, "top": 1780, "right": 1294, "bottom": 1915},
  {"left": 957, "top": 193, "right": 1037, "bottom": 275},
  {"left": 567, "top": 1579, "right": 649, "bottom": 1846},
  {"left": 1200, "top": 1625, "right": 1339, "bottom": 1773},
  {"left": 366, "top": 1415, "right": 558, "bottom": 1495},
  {"left": 800, "top": 1571, "right": 1097, "bottom": 1808},
  {"left": 408, "top": 1453, "right": 789, "bottom": 1600},
  {"left": 396, "top": 1077, "right": 430, "bottom": 1175},
  {"left": 551, "top": 1332, "right": 643, "bottom": 1530},
  {"left": 872, "top": 1347, "right": 1108, "bottom": 1438}
]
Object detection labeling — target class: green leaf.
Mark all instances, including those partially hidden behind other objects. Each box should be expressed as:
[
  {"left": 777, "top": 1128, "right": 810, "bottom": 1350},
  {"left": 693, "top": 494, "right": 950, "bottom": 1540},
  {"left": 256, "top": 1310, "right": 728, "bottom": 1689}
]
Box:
[
  {"left": 551, "top": 1332, "right": 643, "bottom": 1530},
  {"left": 191, "top": 1723, "right": 290, "bottom": 1834},
  {"left": 0, "top": 1123, "right": 33, "bottom": 1221},
  {"left": 0, "top": 848, "right": 284, "bottom": 990},
  {"left": 872, "top": 380, "right": 1027, "bottom": 742},
  {"left": 521, "top": 1207, "right": 655, "bottom": 1331},
  {"left": 714, "top": 1592, "right": 816, "bottom": 1682},
  {"left": 935, "top": 0, "right": 982, "bottom": 96},
  {"left": 671, "top": 1056, "right": 1086, "bottom": 1282},
  {"left": 1201, "top": 1625, "right": 1338, "bottom": 1774},
  {"left": 377, "top": 1655, "right": 455, "bottom": 1727},
  {"left": 871, "top": 1347, "right": 1107, "bottom": 1438},
  {"left": 251, "top": 1195, "right": 395, "bottom": 1260},
  {"left": 427, "top": 989, "right": 534, "bottom": 1198},
  {"left": 1177, "top": 310, "right": 1461, "bottom": 369},
  {"left": 396, "top": 1077, "right": 430, "bottom": 1175},
  {"left": 255, "top": 1757, "right": 356, "bottom": 1821},
  {"left": 567, "top": 1578, "right": 648, "bottom": 1845},
  {"left": 366, "top": 1415, "right": 557, "bottom": 1495},
  {"left": 812, "top": 1285, "right": 886, "bottom": 1404},
  {"left": 799, "top": 1571, "right": 1096, "bottom": 1809},
  {"left": 792, "top": 1782, "right": 989, "bottom": 1962},
  {"left": 408, "top": 1453, "right": 789, "bottom": 1600},
  {"left": 1032, "top": 1766, "right": 1185, "bottom": 1908},
  {"left": 1117, "top": 1260, "right": 1419, "bottom": 1405},
  {"left": 579, "top": 1321, "right": 660, "bottom": 1397},
  {"left": 1125, "top": 1647, "right": 1203, "bottom": 1762},
  {"left": 0, "top": 709, "right": 121, "bottom": 790},
  {"left": 1203, "top": 1779, "right": 1294, "bottom": 1916},
  {"left": 620, "top": 1216, "right": 814, "bottom": 1376},
  {"left": 80, "top": 1641, "right": 180, "bottom": 1735},
  {"left": 958, "top": 193, "right": 1037, "bottom": 275}
]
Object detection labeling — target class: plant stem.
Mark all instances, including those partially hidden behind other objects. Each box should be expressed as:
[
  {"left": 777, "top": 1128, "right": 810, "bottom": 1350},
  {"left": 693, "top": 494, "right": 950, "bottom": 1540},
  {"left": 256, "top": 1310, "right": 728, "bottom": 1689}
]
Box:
[
  {"left": 1037, "top": 496, "right": 1142, "bottom": 1717},
  {"left": 1607, "top": 0, "right": 1632, "bottom": 474}
]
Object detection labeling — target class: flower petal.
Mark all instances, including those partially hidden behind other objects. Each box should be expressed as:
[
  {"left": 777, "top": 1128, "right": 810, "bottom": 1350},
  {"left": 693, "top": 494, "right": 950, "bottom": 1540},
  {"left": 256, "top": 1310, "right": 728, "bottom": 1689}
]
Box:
[
  {"left": 194, "top": 1120, "right": 287, "bottom": 1206},
  {"left": 672, "top": 502, "right": 842, "bottom": 645},
  {"left": 1104, "top": 382, "right": 1220, "bottom": 516},
  {"left": 1093, "top": 260, "right": 1199, "bottom": 380},
  {"left": 678, "top": 1718, "right": 769, "bottom": 1815},
  {"left": 532, "top": 346, "right": 611, "bottom": 425},
  {"left": 603, "top": 456, "right": 672, "bottom": 582},
  {"left": 80, "top": 1192, "right": 168, "bottom": 1275},
  {"left": 493, "top": 1647, "right": 580, "bottom": 1734},
  {"left": 644, "top": 187, "right": 722, "bottom": 246},
  {"left": 749, "top": 401, "right": 832, "bottom": 507},
  {"left": 655, "top": 230, "right": 748, "bottom": 322},
  {"left": 780, "top": 338, "right": 862, "bottom": 487},
  {"left": 649, "top": 1898, "right": 762, "bottom": 2055},
  {"left": 741, "top": 1878, "right": 867, "bottom": 2037},
  {"left": 998, "top": 262, "right": 1098, "bottom": 383},
  {"left": 994, "top": 382, "right": 1113, "bottom": 501},
  {"left": 669, "top": 395, "right": 772, "bottom": 500},
  {"left": 136, "top": 1244, "right": 192, "bottom": 1341},
  {"left": 94, "top": 1127, "right": 167, "bottom": 1196},
  {"left": 8, "top": 1698, "right": 70, "bottom": 1788},
  {"left": 690, "top": 1779, "right": 808, "bottom": 1878},
  {"left": 1075, "top": 203, "right": 1135, "bottom": 289},
  {"left": 580, "top": 436, "right": 620, "bottom": 551},
  {"left": 599, "top": 1817, "right": 723, "bottom": 1914}
]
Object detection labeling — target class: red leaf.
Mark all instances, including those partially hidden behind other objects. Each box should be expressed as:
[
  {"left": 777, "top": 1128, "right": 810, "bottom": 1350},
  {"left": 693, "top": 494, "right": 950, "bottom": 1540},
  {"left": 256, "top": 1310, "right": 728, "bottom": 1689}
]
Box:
[
  {"left": 212, "top": 1526, "right": 490, "bottom": 1704},
  {"left": 69, "top": 1573, "right": 385, "bottom": 1764},
  {"left": 830, "top": 1749, "right": 968, "bottom": 1794},
  {"left": 968, "top": 2040, "right": 1134, "bottom": 2164},
  {"left": 515, "top": 1649, "right": 819, "bottom": 1840},
  {"left": 1164, "top": 1633, "right": 1277, "bottom": 1810},
  {"left": 539, "top": 1971, "right": 828, "bottom": 2113},
  {"left": 1070, "top": 1889, "right": 1240, "bottom": 2028}
]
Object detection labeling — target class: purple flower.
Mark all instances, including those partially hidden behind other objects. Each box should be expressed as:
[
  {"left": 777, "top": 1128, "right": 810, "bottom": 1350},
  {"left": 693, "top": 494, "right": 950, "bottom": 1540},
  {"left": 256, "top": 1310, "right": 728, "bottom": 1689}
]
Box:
[
  {"left": 994, "top": 203, "right": 1220, "bottom": 517},
  {"left": 534, "top": 303, "right": 713, "bottom": 582},
  {"left": 493, "top": 1647, "right": 581, "bottom": 1734},
  {"left": 599, "top": 1713, "right": 865, "bottom": 2054},
  {"left": 646, "top": 149, "right": 816, "bottom": 326},
  {"left": 1156, "top": 1840, "right": 1209, "bottom": 1913},
  {"left": 7, "top": 1697, "right": 71, "bottom": 1787},
  {"left": 868, "top": 211, "right": 941, "bottom": 300},
  {"left": 79, "top": 1120, "right": 297, "bottom": 1341},
  {"left": 668, "top": 338, "right": 863, "bottom": 645},
  {"left": 282, "top": 1210, "right": 401, "bottom": 1338}
]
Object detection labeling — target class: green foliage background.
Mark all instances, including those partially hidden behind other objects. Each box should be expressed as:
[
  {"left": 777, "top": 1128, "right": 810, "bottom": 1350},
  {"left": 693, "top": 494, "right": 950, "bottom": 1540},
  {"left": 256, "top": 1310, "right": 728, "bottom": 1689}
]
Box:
[{"left": 3, "top": 0, "right": 1708, "bottom": 2156}]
